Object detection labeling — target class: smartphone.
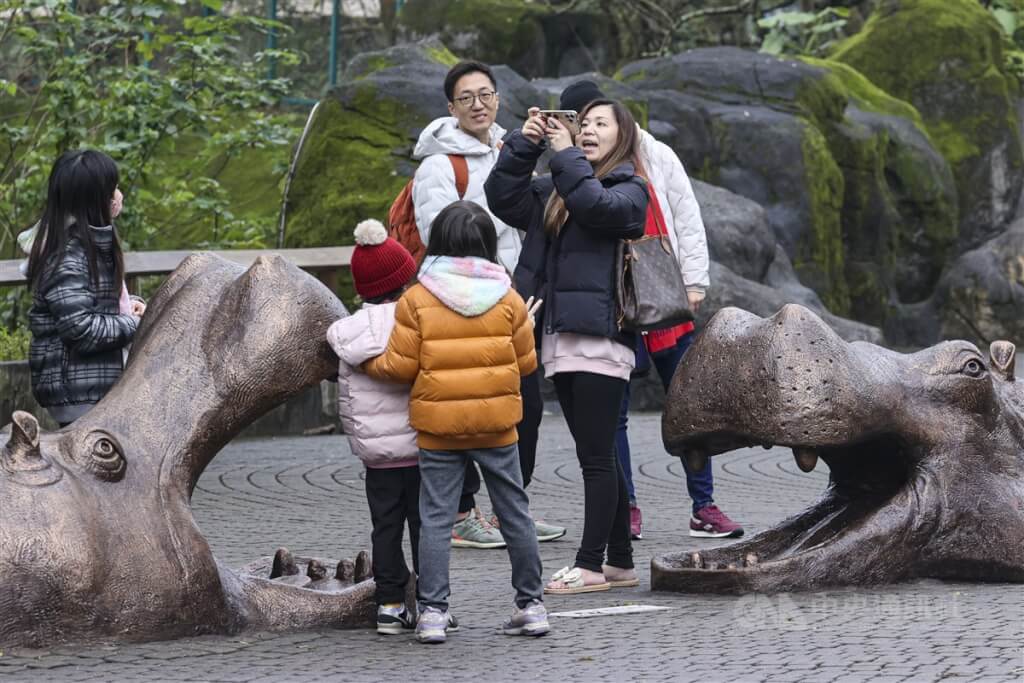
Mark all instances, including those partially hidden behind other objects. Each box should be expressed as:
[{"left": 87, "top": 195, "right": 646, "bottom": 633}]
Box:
[{"left": 539, "top": 109, "right": 579, "bottom": 134}]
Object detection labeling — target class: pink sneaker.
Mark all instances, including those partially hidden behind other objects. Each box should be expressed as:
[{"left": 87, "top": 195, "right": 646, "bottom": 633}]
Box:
[
  {"left": 689, "top": 505, "right": 744, "bottom": 538},
  {"left": 630, "top": 504, "right": 643, "bottom": 540}
]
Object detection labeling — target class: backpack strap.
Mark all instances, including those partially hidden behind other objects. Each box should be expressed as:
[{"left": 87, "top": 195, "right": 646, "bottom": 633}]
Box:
[{"left": 447, "top": 154, "right": 469, "bottom": 199}]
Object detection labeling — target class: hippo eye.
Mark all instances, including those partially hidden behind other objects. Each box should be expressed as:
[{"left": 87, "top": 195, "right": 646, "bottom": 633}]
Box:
[
  {"left": 84, "top": 432, "right": 126, "bottom": 482},
  {"left": 961, "top": 358, "right": 986, "bottom": 378}
]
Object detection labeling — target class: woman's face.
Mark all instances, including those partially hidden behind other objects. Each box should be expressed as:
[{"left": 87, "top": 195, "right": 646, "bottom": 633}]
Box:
[
  {"left": 110, "top": 187, "right": 123, "bottom": 219},
  {"left": 578, "top": 105, "right": 619, "bottom": 164}
]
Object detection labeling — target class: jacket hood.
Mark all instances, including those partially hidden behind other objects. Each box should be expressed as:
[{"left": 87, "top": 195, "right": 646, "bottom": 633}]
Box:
[
  {"left": 417, "top": 256, "right": 511, "bottom": 317},
  {"left": 413, "top": 116, "right": 506, "bottom": 159},
  {"left": 326, "top": 302, "right": 398, "bottom": 366}
]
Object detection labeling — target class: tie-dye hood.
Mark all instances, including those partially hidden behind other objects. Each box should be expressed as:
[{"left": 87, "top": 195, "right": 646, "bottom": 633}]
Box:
[{"left": 418, "top": 255, "right": 511, "bottom": 317}]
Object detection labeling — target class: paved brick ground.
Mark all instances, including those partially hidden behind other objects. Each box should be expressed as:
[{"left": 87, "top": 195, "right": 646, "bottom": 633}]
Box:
[{"left": 1, "top": 414, "right": 1021, "bottom": 682}]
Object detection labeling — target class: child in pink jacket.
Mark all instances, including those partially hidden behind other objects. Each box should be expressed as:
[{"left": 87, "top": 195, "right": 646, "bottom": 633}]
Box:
[{"left": 326, "top": 219, "right": 419, "bottom": 635}]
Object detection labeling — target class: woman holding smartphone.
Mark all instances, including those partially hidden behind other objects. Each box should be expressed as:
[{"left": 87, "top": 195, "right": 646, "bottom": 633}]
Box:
[{"left": 484, "top": 100, "right": 648, "bottom": 593}]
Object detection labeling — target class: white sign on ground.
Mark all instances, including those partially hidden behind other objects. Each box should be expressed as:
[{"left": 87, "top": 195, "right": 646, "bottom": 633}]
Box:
[{"left": 549, "top": 604, "right": 673, "bottom": 619}]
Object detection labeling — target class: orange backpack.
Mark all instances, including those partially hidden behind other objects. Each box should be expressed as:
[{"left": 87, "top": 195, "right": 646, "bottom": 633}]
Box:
[{"left": 387, "top": 154, "right": 469, "bottom": 264}]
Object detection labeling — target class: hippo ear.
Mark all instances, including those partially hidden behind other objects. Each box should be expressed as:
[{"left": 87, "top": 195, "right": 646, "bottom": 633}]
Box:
[
  {"left": 6, "top": 410, "right": 40, "bottom": 459},
  {"left": 990, "top": 341, "right": 1016, "bottom": 381}
]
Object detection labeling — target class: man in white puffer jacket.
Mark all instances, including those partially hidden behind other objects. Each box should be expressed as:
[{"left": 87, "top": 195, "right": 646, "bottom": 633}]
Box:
[{"left": 412, "top": 61, "right": 521, "bottom": 273}]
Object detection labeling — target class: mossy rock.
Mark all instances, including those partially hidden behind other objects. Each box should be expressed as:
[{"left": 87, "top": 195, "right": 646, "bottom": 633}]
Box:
[
  {"left": 612, "top": 47, "right": 960, "bottom": 325},
  {"left": 397, "top": 0, "right": 618, "bottom": 78},
  {"left": 282, "top": 38, "right": 541, "bottom": 256},
  {"left": 399, "top": 0, "right": 551, "bottom": 77},
  {"left": 833, "top": 0, "right": 1023, "bottom": 245},
  {"left": 934, "top": 219, "right": 1024, "bottom": 345}
]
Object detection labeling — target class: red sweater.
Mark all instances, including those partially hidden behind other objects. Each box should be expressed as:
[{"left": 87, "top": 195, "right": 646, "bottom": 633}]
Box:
[{"left": 643, "top": 187, "right": 694, "bottom": 354}]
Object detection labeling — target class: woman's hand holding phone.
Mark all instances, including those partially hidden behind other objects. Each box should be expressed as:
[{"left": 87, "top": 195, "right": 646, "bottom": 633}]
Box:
[
  {"left": 522, "top": 107, "right": 547, "bottom": 145},
  {"left": 544, "top": 115, "right": 573, "bottom": 152}
]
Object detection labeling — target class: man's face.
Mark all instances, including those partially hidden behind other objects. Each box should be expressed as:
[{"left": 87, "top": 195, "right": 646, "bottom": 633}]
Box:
[{"left": 448, "top": 71, "right": 499, "bottom": 140}]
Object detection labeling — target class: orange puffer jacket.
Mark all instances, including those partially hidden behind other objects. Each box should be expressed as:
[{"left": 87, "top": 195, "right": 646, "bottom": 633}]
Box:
[{"left": 364, "top": 279, "right": 537, "bottom": 451}]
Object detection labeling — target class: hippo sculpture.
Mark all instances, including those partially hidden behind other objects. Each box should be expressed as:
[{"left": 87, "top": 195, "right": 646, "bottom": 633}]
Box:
[
  {"left": 0, "top": 254, "right": 376, "bottom": 647},
  {"left": 655, "top": 304, "right": 1024, "bottom": 593}
]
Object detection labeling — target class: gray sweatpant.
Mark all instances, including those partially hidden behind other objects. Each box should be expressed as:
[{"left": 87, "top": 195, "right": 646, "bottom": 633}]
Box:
[{"left": 418, "top": 444, "right": 543, "bottom": 612}]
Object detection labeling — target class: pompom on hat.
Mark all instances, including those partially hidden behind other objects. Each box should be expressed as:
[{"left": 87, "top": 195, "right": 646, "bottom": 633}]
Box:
[{"left": 350, "top": 219, "right": 417, "bottom": 299}]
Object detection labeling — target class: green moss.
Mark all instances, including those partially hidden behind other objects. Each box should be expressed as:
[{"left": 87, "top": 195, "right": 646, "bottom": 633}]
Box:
[
  {"left": 425, "top": 45, "right": 460, "bottom": 67},
  {"left": 357, "top": 55, "right": 396, "bottom": 77},
  {"left": 283, "top": 95, "right": 408, "bottom": 250},
  {"left": 800, "top": 57, "right": 926, "bottom": 128},
  {"left": 796, "top": 122, "right": 849, "bottom": 314},
  {"left": 832, "top": 0, "right": 1021, "bottom": 209}
]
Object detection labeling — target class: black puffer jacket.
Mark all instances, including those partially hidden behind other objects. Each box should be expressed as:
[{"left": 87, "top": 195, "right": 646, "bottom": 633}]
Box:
[
  {"left": 28, "top": 225, "right": 138, "bottom": 423},
  {"left": 484, "top": 130, "right": 647, "bottom": 345}
]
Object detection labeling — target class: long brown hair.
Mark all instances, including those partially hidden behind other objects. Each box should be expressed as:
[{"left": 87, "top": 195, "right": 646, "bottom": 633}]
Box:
[{"left": 543, "top": 99, "right": 643, "bottom": 235}]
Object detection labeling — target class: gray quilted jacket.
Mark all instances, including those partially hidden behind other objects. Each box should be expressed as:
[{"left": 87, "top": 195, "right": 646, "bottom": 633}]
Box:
[{"left": 28, "top": 225, "right": 138, "bottom": 424}]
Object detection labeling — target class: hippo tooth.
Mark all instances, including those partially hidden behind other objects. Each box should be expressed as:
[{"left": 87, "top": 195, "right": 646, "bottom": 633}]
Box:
[
  {"left": 354, "top": 550, "right": 372, "bottom": 582},
  {"left": 744, "top": 553, "right": 759, "bottom": 567},
  {"left": 793, "top": 448, "right": 819, "bottom": 473},
  {"left": 690, "top": 552, "right": 704, "bottom": 569},
  {"left": 335, "top": 558, "right": 354, "bottom": 582},
  {"left": 270, "top": 548, "right": 299, "bottom": 578},
  {"left": 306, "top": 559, "right": 327, "bottom": 581}
]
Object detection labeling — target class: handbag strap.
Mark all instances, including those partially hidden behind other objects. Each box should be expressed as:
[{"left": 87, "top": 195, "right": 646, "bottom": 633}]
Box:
[{"left": 647, "top": 183, "right": 669, "bottom": 239}]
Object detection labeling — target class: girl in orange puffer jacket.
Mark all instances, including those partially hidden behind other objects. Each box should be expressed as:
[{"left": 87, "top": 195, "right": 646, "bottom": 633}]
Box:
[{"left": 364, "top": 200, "right": 549, "bottom": 644}]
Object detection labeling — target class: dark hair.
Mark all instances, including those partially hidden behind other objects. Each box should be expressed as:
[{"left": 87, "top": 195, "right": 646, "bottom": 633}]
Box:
[
  {"left": 443, "top": 61, "right": 497, "bottom": 103},
  {"left": 364, "top": 284, "right": 409, "bottom": 305},
  {"left": 425, "top": 201, "right": 498, "bottom": 263},
  {"left": 544, "top": 99, "right": 643, "bottom": 235},
  {"left": 26, "top": 149, "right": 125, "bottom": 290}
]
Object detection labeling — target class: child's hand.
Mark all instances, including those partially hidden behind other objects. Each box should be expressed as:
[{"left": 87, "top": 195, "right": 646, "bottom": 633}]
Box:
[
  {"left": 525, "top": 296, "right": 543, "bottom": 327},
  {"left": 131, "top": 300, "right": 146, "bottom": 316}
]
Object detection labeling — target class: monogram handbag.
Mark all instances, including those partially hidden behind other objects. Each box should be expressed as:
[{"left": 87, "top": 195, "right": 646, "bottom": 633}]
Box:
[{"left": 615, "top": 190, "right": 693, "bottom": 332}]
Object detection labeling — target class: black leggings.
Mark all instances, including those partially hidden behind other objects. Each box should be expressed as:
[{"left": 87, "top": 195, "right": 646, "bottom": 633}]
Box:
[
  {"left": 459, "top": 370, "right": 544, "bottom": 513},
  {"left": 554, "top": 371, "right": 632, "bottom": 572}
]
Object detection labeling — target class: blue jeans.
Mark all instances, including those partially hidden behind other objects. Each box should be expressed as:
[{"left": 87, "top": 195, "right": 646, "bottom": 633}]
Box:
[{"left": 615, "top": 332, "right": 715, "bottom": 515}]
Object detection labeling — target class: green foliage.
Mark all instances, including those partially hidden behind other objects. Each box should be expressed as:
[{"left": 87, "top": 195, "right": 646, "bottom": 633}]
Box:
[
  {"left": 758, "top": 7, "right": 850, "bottom": 57},
  {"left": 987, "top": 0, "right": 1024, "bottom": 82},
  {"left": 0, "top": 0, "right": 300, "bottom": 259},
  {"left": 0, "top": 324, "right": 30, "bottom": 361}
]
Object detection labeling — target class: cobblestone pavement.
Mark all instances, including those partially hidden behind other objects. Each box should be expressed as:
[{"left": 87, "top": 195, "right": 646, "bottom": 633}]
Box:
[{"left": 1, "top": 414, "right": 1021, "bottom": 682}]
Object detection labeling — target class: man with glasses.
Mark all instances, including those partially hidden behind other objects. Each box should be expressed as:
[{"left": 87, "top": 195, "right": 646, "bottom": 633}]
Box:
[{"left": 411, "top": 60, "right": 566, "bottom": 550}]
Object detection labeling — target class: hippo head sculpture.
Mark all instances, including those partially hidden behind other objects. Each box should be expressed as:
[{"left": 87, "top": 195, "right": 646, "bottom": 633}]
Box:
[
  {"left": 0, "top": 254, "right": 376, "bottom": 647},
  {"left": 655, "top": 304, "right": 1024, "bottom": 593}
]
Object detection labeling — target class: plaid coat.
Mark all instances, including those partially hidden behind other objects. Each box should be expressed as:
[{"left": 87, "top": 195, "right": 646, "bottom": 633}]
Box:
[{"left": 28, "top": 225, "right": 137, "bottom": 420}]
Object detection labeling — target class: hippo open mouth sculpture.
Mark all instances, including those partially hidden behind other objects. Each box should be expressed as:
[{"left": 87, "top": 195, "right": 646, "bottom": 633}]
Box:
[
  {"left": 0, "top": 254, "right": 376, "bottom": 647},
  {"left": 654, "top": 304, "right": 1024, "bottom": 593}
]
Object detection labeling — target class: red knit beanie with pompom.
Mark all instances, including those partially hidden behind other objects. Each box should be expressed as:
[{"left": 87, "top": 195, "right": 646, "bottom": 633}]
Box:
[{"left": 349, "top": 219, "right": 417, "bottom": 299}]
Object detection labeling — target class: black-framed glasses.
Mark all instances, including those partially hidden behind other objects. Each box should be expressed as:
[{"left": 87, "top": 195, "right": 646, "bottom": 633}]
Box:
[{"left": 453, "top": 90, "right": 497, "bottom": 108}]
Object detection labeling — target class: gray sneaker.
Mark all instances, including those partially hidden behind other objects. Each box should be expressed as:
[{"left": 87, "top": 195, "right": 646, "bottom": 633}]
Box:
[
  {"left": 501, "top": 599, "right": 550, "bottom": 637},
  {"left": 416, "top": 606, "right": 450, "bottom": 644},
  {"left": 534, "top": 519, "right": 567, "bottom": 542},
  {"left": 452, "top": 509, "right": 506, "bottom": 549},
  {"left": 489, "top": 514, "right": 567, "bottom": 543}
]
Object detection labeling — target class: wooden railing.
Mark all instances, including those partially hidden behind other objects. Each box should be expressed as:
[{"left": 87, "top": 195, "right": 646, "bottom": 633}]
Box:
[{"left": 0, "top": 247, "right": 354, "bottom": 291}]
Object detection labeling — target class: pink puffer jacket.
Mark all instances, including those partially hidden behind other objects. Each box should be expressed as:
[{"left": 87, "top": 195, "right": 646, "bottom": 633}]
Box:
[{"left": 326, "top": 303, "right": 418, "bottom": 469}]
